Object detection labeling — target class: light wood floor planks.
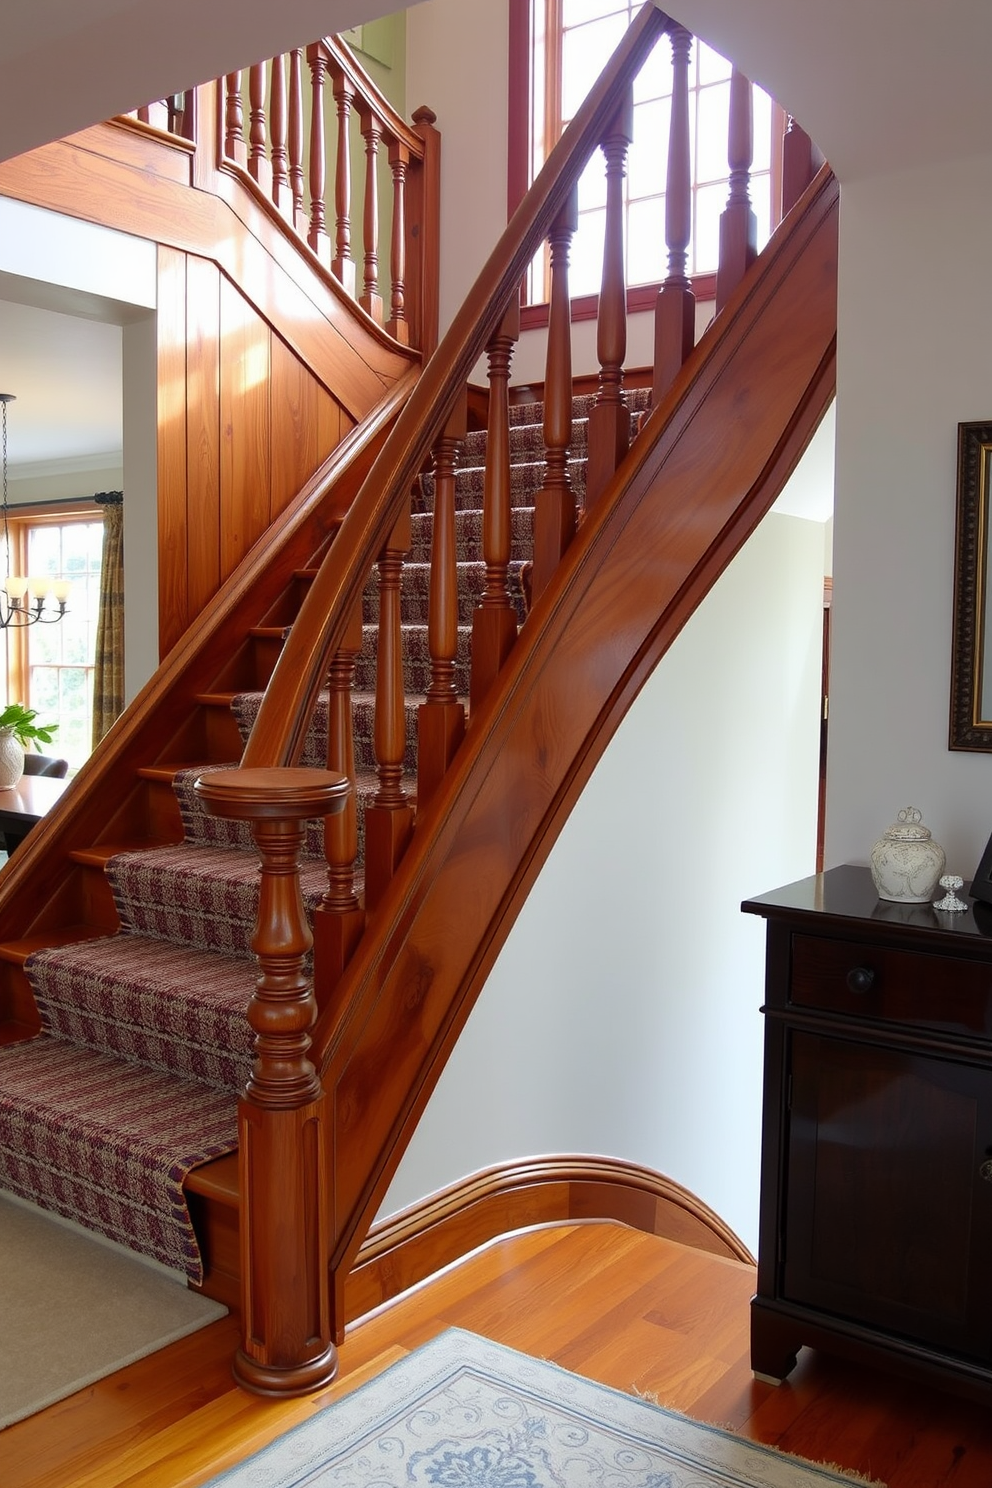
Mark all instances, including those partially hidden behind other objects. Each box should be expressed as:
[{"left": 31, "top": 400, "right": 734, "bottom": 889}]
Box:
[{"left": 5, "top": 1223, "right": 992, "bottom": 1487}]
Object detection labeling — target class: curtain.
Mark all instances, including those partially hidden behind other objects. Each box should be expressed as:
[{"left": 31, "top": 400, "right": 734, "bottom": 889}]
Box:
[{"left": 91, "top": 490, "right": 124, "bottom": 749}]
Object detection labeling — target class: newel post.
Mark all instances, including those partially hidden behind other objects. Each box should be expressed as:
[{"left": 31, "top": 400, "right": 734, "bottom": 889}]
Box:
[{"left": 195, "top": 765, "right": 350, "bottom": 1397}]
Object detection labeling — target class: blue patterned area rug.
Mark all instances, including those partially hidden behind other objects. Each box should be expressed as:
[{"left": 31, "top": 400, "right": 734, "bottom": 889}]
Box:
[{"left": 207, "top": 1329, "right": 881, "bottom": 1487}]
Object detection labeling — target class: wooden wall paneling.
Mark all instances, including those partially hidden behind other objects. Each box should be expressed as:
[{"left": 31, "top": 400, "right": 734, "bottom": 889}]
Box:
[
  {"left": 219, "top": 277, "right": 272, "bottom": 576},
  {"left": 269, "top": 334, "right": 316, "bottom": 522},
  {"left": 319, "top": 392, "right": 348, "bottom": 467},
  {"left": 185, "top": 255, "right": 223, "bottom": 620},
  {"left": 268, "top": 334, "right": 340, "bottom": 522},
  {"left": 156, "top": 245, "right": 190, "bottom": 657}
]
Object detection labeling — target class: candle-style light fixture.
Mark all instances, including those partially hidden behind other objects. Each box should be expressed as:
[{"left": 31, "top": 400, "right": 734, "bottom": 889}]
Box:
[{"left": 0, "top": 393, "right": 70, "bottom": 628}]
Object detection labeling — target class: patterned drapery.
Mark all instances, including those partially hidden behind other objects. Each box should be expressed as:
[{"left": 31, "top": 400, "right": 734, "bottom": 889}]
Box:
[{"left": 92, "top": 491, "right": 124, "bottom": 748}]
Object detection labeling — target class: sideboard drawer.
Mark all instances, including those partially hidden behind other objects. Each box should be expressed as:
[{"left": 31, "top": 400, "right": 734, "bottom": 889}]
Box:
[{"left": 790, "top": 934, "right": 992, "bottom": 1037}]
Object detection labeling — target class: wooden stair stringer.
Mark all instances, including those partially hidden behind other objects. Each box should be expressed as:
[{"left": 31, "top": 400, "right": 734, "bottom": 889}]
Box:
[{"left": 315, "top": 167, "right": 840, "bottom": 1335}]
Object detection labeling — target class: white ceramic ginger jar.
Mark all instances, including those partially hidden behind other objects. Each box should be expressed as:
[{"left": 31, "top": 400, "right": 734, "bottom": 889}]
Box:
[{"left": 869, "top": 806, "right": 945, "bottom": 904}]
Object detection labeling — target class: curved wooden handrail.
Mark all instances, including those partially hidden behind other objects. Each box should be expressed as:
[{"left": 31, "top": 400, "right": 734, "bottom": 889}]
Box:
[
  {"left": 241, "top": 2, "right": 672, "bottom": 772},
  {"left": 313, "top": 165, "right": 838, "bottom": 1330},
  {"left": 319, "top": 34, "right": 426, "bottom": 159}
]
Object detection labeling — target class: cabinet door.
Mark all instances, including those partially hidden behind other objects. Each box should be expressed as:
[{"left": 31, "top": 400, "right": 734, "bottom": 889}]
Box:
[{"left": 784, "top": 1031, "right": 992, "bottom": 1360}]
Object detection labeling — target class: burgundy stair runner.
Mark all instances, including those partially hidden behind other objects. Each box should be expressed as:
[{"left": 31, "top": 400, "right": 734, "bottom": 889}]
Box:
[{"left": 0, "top": 390, "right": 649, "bottom": 1281}]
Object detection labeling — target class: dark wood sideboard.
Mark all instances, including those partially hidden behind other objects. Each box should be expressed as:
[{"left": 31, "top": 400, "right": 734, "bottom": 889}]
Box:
[{"left": 743, "top": 863, "right": 992, "bottom": 1404}]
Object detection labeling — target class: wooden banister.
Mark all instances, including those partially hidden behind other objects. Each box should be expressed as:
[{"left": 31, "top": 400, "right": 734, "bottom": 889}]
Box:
[
  {"left": 364, "top": 511, "right": 416, "bottom": 912},
  {"left": 585, "top": 92, "right": 634, "bottom": 510},
  {"left": 653, "top": 24, "right": 695, "bottom": 404},
  {"left": 316, "top": 603, "right": 365, "bottom": 999},
  {"left": 531, "top": 190, "right": 578, "bottom": 602},
  {"left": 470, "top": 302, "right": 520, "bottom": 711},
  {"left": 419, "top": 393, "right": 468, "bottom": 807},
  {"left": 716, "top": 66, "right": 757, "bottom": 312}
]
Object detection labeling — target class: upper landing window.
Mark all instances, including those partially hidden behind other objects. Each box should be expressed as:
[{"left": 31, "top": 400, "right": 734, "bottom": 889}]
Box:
[{"left": 514, "top": 0, "right": 782, "bottom": 306}]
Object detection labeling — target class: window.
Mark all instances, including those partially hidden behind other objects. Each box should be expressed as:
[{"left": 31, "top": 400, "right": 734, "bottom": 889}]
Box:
[
  {"left": 4, "top": 506, "right": 103, "bottom": 772},
  {"left": 516, "top": 0, "right": 782, "bottom": 306}
]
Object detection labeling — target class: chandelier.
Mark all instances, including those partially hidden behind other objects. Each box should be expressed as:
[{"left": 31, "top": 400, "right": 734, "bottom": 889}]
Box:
[{"left": 0, "top": 393, "right": 70, "bottom": 628}]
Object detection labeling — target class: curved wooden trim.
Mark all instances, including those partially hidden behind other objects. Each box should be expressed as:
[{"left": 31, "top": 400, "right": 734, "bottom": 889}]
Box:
[
  {"left": 346, "top": 1155, "right": 754, "bottom": 1323},
  {"left": 316, "top": 167, "right": 838, "bottom": 1330}
]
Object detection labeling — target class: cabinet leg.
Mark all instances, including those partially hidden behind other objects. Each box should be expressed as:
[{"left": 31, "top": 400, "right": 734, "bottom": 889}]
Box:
[{"left": 751, "top": 1301, "right": 800, "bottom": 1384}]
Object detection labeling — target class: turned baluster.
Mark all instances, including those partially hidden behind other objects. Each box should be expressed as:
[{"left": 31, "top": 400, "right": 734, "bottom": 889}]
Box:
[
  {"left": 225, "top": 72, "right": 248, "bottom": 167},
  {"left": 716, "top": 66, "right": 757, "bottom": 312},
  {"left": 248, "top": 62, "right": 272, "bottom": 194},
  {"left": 270, "top": 55, "right": 291, "bottom": 218},
  {"left": 331, "top": 66, "right": 357, "bottom": 294},
  {"left": 408, "top": 106, "right": 441, "bottom": 357},
  {"left": 306, "top": 45, "right": 330, "bottom": 266},
  {"left": 387, "top": 139, "right": 410, "bottom": 345},
  {"left": 193, "top": 765, "right": 350, "bottom": 1397},
  {"left": 782, "top": 116, "right": 818, "bottom": 215},
  {"left": 470, "top": 302, "right": 520, "bottom": 714},
  {"left": 288, "top": 49, "right": 306, "bottom": 234},
  {"left": 531, "top": 190, "right": 578, "bottom": 605},
  {"left": 314, "top": 605, "right": 365, "bottom": 996},
  {"left": 136, "top": 104, "right": 151, "bottom": 125},
  {"left": 586, "top": 92, "right": 634, "bottom": 511},
  {"left": 364, "top": 513, "right": 415, "bottom": 911},
  {"left": 652, "top": 24, "right": 694, "bottom": 405},
  {"left": 418, "top": 393, "right": 467, "bottom": 805},
  {"left": 360, "top": 108, "right": 383, "bottom": 323}
]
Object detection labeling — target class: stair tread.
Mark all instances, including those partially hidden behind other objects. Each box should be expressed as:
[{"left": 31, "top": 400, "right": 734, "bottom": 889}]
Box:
[
  {"left": 105, "top": 840, "right": 329, "bottom": 960},
  {"left": 184, "top": 1150, "right": 239, "bottom": 1203},
  {"left": 0, "top": 1037, "right": 237, "bottom": 1281},
  {"left": 27, "top": 931, "right": 254, "bottom": 1094},
  {"left": 70, "top": 838, "right": 182, "bottom": 866},
  {"left": 0, "top": 926, "right": 111, "bottom": 966}
]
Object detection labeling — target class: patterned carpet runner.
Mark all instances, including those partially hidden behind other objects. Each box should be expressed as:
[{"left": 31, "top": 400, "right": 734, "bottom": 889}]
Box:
[{"left": 0, "top": 390, "right": 650, "bottom": 1283}]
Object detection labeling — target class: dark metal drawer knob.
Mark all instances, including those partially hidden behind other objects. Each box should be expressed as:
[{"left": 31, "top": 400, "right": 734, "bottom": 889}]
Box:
[
  {"left": 845, "top": 966, "right": 875, "bottom": 994},
  {"left": 979, "top": 1159, "right": 992, "bottom": 1184}
]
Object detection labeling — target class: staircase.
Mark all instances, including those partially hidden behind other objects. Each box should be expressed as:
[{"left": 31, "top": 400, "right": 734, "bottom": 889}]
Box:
[
  {"left": 0, "top": 389, "right": 649, "bottom": 1287},
  {"left": 0, "top": 3, "right": 838, "bottom": 1394}
]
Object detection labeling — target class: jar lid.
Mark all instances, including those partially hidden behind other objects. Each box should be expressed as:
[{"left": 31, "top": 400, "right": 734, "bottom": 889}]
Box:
[{"left": 882, "top": 806, "right": 932, "bottom": 842}]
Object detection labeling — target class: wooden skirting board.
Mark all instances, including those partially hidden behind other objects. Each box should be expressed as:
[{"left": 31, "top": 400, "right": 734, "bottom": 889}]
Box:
[
  {"left": 346, "top": 1154, "right": 754, "bottom": 1323},
  {"left": 186, "top": 1151, "right": 752, "bottom": 1318}
]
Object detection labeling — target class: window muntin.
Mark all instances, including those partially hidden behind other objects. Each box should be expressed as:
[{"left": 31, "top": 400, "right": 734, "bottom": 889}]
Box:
[
  {"left": 4, "top": 509, "right": 103, "bottom": 772},
  {"left": 528, "top": 0, "right": 779, "bottom": 303}
]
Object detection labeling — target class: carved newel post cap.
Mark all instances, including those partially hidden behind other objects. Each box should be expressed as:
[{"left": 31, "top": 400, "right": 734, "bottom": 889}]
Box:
[{"left": 194, "top": 766, "right": 349, "bottom": 821}]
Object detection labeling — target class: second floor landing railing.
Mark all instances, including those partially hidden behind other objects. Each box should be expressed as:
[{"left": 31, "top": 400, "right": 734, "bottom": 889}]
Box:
[{"left": 130, "top": 34, "right": 441, "bottom": 357}]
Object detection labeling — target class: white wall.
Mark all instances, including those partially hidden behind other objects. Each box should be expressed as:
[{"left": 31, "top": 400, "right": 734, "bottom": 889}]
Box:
[
  {"left": 826, "top": 153, "right": 992, "bottom": 880},
  {"left": 407, "top": 0, "right": 509, "bottom": 335},
  {"left": 385, "top": 510, "right": 825, "bottom": 1249},
  {"left": 395, "top": 0, "right": 830, "bottom": 1251}
]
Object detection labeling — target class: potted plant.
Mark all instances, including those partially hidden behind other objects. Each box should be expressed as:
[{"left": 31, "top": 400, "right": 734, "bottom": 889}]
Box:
[{"left": 0, "top": 704, "right": 58, "bottom": 790}]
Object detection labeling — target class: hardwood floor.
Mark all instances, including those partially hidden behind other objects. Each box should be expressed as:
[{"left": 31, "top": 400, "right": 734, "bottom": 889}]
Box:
[{"left": 5, "top": 1222, "right": 992, "bottom": 1486}]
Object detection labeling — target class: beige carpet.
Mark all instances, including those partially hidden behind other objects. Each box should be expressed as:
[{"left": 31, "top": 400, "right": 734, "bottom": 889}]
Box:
[{"left": 0, "top": 1192, "right": 227, "bottom": 1430}]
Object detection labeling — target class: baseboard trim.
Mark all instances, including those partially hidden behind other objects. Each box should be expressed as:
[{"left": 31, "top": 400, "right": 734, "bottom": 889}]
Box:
[{"left": 345, "top": 1154, "right": 754, "bottom": 1324}]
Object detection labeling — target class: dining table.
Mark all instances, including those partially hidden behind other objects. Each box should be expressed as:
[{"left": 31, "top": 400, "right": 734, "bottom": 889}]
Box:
[{"left": 0, "top": 773, "right": 70, "bottom": 854}]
